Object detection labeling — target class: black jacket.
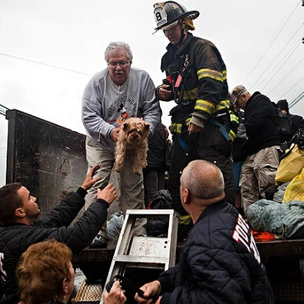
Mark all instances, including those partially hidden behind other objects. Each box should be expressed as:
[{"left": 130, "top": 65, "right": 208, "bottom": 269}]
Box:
[
  {"left": 290, "top": 114, "right": 304, "bottom": 139},
  {"left": 244, "top": 92, "right": 280, "bottom": 155},
  {"left": 158, "top": 201, "right": 274, "bottom": 304},
  {"left": 0, "top": 187, "right": 109, "bottom": 304},
  {"left": 161, "top": 33, "right": 238, "bottom": 140}
]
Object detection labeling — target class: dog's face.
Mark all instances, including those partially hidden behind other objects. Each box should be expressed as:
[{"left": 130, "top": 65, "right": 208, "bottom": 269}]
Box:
[{"left": 121, "top": 117, "right": 150, "bottom": 145}]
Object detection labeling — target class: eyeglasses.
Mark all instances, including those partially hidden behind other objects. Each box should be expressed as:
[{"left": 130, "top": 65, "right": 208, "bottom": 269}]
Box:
[{"left": 108, "top": 61, "right": 130, "bottom": 67}]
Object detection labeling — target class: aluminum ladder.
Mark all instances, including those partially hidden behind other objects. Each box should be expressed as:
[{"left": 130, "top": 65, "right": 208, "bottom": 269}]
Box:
[{"left": 100, "top": 209, "right": 179, "bottom": 303}]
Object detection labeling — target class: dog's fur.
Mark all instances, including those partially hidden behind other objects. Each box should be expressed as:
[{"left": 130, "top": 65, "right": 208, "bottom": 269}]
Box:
[{"left": 115, "top": 117, "right": 150, "bottom": 175}]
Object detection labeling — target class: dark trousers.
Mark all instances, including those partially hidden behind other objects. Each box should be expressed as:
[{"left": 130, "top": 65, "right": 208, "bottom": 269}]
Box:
[
  {"left": 168, "top": 123, "right": 235, "bottom": 215},
  {"left": 143, "top": 169, "right": 165, "bottom": 207}
]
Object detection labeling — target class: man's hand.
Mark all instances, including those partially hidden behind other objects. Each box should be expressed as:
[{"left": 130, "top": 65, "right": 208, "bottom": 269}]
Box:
[
  {"left": 111, "top": 126, "right": 120, "bottom": 142},
  {"left": 157, "top": 84, "right": 172, "bottom": 101},
  {"left": 103, "top": 280, "right": 126, "bottom": 304},
  {"left": 134, "top": 280, "right": 161, "bottom": 304},
  {"left": 81, "top": 164, "right": 101, "bottom": 190},
  {"left": 188, "top": 123, "right": 202, "bottom": 135},
  {"left": 97, "top": 183, "right": 117, "bottom": 204}
]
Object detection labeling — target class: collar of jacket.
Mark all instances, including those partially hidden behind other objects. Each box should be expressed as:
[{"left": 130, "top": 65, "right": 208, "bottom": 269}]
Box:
[
  {"left": 246, "top": 91, "right": 262, "bottom": 107},
  {"left": 166, "top": 32, "right": 194, "bottom": 56},
  {"left": 195, "top": 199, "right": 228, "bottom": 223}
]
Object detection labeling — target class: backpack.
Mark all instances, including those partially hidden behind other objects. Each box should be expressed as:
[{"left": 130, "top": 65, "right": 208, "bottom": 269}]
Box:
[
  {"left": 146, "top": 190, "right": 173, "bottom": 237},
  {"left": 271, "top": 102, "right": 292, "bottom": 142}
]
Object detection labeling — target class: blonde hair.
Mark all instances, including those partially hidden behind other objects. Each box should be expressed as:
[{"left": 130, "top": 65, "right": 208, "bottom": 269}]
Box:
[{"left": 183, "top": 17, "right": 195, "bottom": 31}]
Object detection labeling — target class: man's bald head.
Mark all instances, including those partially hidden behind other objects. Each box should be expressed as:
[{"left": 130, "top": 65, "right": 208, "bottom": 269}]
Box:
[{"left": 181, "top": 160, "right": 225, "bottom": 201}]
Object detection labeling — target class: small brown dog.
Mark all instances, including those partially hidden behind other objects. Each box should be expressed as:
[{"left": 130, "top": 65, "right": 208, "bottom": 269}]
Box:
[{"left": 115, "top": 117, "right": 150, "bottom": 175}]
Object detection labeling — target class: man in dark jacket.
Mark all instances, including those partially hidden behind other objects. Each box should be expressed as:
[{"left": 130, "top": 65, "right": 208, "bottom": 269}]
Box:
[
  {"left": 277, "top": 98, "right": 304, "bottom": 142},
  {"left": 0, "top": 165, "right": 117, "bottom": 304},
  {"left": 231, "top": 85, "right": 280, "bottom": 215},
  {"left": 135, "top": 160, "right": 274, "bottom": 304}
]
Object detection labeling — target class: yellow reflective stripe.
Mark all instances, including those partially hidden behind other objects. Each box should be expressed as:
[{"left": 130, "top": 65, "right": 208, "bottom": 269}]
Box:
[
  {"left": 170, "top": 123, "right": 183, "bottom": 134},
  {"left": 229, "top": 130, "right": 236, "bottom": 141},
  {"left": 214, "top": 99, "right": 230, "bottom": 112},
  {"left": 230, "top": 114, "right": 239, "bottom": 124},
  {"left": 195, "top": 99, "right": 230, "bottom": 114},
  {"left": 178, "top": 214, "right": 192, "bottom": 225},
  {"left": 222, "top": 70, "right": 227, "bottom": 80},
  {"left": 182, "top": 87, "right": 198, "bottom": 100},
  {"left": 194, "top": 100, "right": 215, "bottom": 114},
  {"left": 170, "top": 118, "right": 191, "bottom": 134},
  {"left": 218, "top": 99, "right": 231, "bottom": 108},
  {"left": 197, "top": 68, "right": 224, "bottom": 82}
]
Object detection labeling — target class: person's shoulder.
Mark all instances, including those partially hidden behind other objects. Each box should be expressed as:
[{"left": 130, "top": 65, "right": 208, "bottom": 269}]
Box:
[
  {"left": 251, "top": 91, "right": 271, "bottom": 104},
  {"left": 190, "top": 205, "right": 238, "bottom": 246},
  {"left": 0, "top": 224, "right": 46, "bottom": 248},
  {"left": 252, "top": 91, "right": 268, "bottom": 99},
  {"left": 291, "top": 113, "right": 304, "bottom": 120},
  {"left": 96, "top": 69, "right": 108, "bottom": 78},
  {"left": 131, "top": 67, "right": 149, "bottom": 75},
  {"left": 195, "top": 36, "right": 213, "bottom": 45},
  {"left": 194, "top": 35, "right": 217, "bottom": 48},
  {"left": 197, "top": 202, "right": 237, "bottom": 227},
  {"left": 88, "top": 69, "right": 107, "bottom": 83},
  {"left": 130, "top": 67, "right": 153, "bottom": 80},
  {"left": 211, "top": 202, "right": 239, "bottom": 225}
]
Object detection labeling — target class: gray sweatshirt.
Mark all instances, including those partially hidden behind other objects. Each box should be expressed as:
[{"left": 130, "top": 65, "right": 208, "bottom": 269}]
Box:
[{"left": 82, "top": 67, "right": 161, "bottom": 152}]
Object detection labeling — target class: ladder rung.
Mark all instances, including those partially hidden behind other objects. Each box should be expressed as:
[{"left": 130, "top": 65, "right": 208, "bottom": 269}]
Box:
[
  {"left": 126, "top": 209, "right": 176, "bottom": 216},
  {"left": 115, "top": 255, "right": 169, "bottom": 264}
]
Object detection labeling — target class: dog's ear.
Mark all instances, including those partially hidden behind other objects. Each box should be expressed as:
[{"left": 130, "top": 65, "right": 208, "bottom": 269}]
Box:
[
  {"left": 122, "top": 121, "right": 130, "bottom": 131},
  {"left": 144, "top": 121, "right": 150, "bottom": 131}
]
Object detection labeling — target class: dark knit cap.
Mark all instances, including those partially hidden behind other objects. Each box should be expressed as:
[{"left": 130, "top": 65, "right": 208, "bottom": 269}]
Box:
[{"left": 277, "top": 99, "right": 289, "bottom": 113}]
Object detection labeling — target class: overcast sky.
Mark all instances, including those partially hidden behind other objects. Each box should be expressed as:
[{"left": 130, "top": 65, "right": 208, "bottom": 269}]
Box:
[{"left": 0, "top": 0, "right": 303, "bottom": 185}]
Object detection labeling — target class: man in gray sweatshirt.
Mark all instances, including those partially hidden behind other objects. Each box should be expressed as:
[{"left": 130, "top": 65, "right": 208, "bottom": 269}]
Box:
[{"left": 82, "top": 41, "right": 161, "bottom": 247}]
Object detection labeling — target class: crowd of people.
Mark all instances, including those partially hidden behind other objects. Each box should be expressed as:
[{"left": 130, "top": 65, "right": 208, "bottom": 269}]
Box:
[{"left": 1, "top": 1, "right": 303, "bottom": 304}]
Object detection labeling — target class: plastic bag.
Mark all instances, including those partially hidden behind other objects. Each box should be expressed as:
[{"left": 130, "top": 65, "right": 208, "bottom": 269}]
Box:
[
  {"left": 283, "top": 168, "right": 304, "bottom": 203},
  {"left": 275, "top": 144, "right": 304, "bottom": 185}
]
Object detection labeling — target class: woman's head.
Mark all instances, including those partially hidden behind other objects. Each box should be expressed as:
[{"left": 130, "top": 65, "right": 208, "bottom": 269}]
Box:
[{"left": 17, "top": 239, "right": 74, "bottom": 304}]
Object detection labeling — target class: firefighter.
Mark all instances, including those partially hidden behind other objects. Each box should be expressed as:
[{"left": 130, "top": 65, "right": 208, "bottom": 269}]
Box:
[{"left": 153, "top": 1, "right": 238, "bottom": 239}]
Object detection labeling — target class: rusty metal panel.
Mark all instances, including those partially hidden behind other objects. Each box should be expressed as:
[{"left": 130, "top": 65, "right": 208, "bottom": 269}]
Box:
[{"left": 5, "top": 109, "right": 87, "bottom": 216}]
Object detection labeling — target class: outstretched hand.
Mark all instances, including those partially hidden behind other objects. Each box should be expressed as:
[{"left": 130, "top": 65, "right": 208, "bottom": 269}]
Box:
[
  {"left": 97, "top": 183, "right": 117, "bottom": 205},
  {"left": 81, "top": 164, "right": 101, "bottom": 190}
]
